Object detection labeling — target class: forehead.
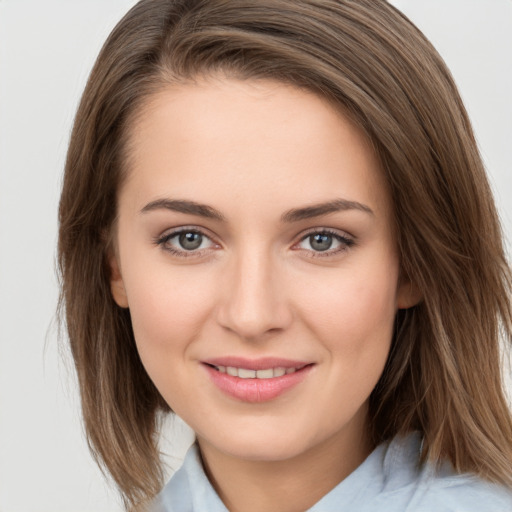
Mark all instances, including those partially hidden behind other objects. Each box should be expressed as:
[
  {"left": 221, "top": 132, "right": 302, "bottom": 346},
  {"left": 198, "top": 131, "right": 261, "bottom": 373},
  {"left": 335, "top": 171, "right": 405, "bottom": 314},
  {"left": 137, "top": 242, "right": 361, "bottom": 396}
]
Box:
[{"left": 121, "top": 77, "right": 391, "bottom": 221}]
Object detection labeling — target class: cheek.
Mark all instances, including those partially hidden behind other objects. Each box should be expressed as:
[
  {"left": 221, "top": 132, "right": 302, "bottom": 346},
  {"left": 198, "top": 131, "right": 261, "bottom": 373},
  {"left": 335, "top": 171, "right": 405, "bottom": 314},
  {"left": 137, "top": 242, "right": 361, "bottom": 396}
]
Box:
[
  {"left": 298, "top": 266, "right": 397, "bottom": 339},
  {"left": 123, "top": 266, "right": 221, "bottom": 407},
  {"left": 121, "top": 257, "right": 218, "bottom": 360},
  {"left": 292, "top": 255, "right": 398, "bottom": 386}
]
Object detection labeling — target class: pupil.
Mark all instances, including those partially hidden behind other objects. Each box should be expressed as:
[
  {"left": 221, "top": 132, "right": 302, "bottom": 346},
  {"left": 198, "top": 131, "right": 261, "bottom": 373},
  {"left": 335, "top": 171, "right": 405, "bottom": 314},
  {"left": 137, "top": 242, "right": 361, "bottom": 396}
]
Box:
[
  {"left": 179, "top": 232, "right": 202, "bottom": 250},
  {"left": 310, "top": 233, "right": 332, "bottom": 251}
]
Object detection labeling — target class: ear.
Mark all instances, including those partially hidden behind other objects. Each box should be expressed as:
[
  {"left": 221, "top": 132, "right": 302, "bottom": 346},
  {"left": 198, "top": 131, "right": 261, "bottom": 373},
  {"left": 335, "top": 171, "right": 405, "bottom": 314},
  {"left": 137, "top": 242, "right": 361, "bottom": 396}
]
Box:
[
  {"left": 396, "top": 275, "right": 422, "bottom": 310},
  {"left": 108, "top": 253, "right": 129, "bottom": 308}
]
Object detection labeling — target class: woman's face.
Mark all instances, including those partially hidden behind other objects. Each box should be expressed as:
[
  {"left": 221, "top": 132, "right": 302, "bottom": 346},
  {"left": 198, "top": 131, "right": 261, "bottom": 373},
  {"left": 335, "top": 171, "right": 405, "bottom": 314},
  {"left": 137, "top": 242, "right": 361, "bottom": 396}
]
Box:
[{"left": 111, "top": 77, "right": 415, "bottom": 463}]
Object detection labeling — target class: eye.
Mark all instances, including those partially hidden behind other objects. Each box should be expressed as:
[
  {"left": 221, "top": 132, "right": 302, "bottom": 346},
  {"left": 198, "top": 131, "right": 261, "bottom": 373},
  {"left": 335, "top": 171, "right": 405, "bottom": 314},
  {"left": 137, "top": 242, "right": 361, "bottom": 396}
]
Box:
[
  {"left": 295, "top": 229, "right": 354, "bottom": 256},
  {"left": 177, "top": 231, "right": 204, "bottom": 250},
  {"left": 307, "top": 233, "right": 335, "bottom": 252},
  {"left": 155, "top": 228, "right": 217, "bottom": 256}
]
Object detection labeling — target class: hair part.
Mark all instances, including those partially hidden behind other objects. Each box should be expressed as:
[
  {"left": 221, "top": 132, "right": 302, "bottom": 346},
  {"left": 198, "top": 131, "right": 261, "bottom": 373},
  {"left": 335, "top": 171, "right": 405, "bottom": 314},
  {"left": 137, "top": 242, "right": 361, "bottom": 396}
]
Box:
[{"left": 58, "top": 0, "right": 512, "bottom": 509}]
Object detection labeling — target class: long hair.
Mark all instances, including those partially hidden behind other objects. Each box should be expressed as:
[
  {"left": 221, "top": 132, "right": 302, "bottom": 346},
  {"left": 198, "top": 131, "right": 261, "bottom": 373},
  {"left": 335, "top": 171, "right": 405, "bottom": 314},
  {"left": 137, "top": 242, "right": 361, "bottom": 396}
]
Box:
[{"left": 58, "top": 0, "right": 512, "bottom": 509}]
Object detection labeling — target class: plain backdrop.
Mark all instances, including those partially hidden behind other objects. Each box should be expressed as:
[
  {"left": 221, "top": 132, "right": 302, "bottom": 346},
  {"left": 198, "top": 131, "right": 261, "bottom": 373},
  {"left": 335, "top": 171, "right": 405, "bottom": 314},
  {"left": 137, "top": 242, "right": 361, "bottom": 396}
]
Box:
[{"left": 0, "top": 1, "right": 511, "bottom": 511}]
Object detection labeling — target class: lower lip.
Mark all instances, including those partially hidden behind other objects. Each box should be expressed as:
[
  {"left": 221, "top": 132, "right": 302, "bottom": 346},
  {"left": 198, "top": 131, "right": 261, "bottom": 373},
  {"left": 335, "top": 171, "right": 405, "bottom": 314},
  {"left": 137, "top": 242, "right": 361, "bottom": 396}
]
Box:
[{"left": 203, "top": 364, "right": 313, "bottom": 403}]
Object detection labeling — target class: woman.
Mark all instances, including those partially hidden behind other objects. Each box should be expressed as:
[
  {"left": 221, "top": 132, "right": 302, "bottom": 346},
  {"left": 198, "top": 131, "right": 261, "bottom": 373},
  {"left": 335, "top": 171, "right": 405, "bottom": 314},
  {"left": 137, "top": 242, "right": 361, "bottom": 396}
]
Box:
[{"left": 58, "top": 0, "right": 512, "bottom": 510}]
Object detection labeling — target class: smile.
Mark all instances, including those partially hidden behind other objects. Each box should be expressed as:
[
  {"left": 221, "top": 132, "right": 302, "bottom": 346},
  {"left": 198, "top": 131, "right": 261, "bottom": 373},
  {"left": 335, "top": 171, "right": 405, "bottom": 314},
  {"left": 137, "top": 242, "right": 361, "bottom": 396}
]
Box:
[
  {"left": 209, "top": 365, "right": 303, "bottom": 379},
  {"left": 202, "top": 359, "right": 314, "bottom": 402}
]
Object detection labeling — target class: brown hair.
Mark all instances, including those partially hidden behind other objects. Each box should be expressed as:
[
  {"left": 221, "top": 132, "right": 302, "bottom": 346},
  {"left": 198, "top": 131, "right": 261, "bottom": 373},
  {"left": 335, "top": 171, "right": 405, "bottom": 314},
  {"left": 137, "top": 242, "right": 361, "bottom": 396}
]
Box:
[{"left": 58, "top": 0, "right": 512, "bottom": 509}]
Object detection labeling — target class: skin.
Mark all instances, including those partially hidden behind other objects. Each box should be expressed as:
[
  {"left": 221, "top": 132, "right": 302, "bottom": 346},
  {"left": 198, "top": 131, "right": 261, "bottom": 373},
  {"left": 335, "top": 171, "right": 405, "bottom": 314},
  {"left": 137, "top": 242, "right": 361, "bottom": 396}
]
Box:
[{"left": 110, "top": 77, "right": 419, "bottom": 512}]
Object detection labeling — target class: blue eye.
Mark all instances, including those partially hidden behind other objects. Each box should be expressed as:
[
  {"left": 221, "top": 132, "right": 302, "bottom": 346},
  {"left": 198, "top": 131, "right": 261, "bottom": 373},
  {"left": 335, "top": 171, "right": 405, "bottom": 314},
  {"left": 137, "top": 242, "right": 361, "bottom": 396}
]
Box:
[
  {"left": 156, "top": 228, "right": 216, "bottom": 255},
  {"left": 178, "top": 231, "right": 203, "bottom": 250},
  {"left": 308, "top": 233, "right": 334, "bottom": 251},
  {"left": 296, "top": 230, "right": 354, "bottom": 255}
]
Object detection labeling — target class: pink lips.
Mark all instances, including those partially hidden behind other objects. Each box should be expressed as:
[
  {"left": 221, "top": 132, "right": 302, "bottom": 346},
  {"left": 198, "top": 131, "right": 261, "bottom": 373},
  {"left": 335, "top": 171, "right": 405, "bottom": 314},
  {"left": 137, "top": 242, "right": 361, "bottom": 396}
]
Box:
[{"left": 202, "top": 357, "right": 313, "bottom": 403}]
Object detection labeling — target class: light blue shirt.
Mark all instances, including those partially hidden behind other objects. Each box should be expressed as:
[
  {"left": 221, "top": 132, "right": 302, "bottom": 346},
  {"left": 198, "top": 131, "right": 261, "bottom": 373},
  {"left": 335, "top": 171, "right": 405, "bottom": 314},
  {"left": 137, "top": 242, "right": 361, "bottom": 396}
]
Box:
[{"left": 154, "top": 433, "right": 512, "bottom": 511}]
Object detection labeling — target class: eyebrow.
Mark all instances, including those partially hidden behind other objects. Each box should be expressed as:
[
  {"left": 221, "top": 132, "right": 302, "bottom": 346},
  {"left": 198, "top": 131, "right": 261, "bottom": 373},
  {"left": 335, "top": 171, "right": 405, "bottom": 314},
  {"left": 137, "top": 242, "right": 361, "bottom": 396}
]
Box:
[
  {"left": 140, "top": 197, "right": 373, "bottom": 222},
  {"left": 140, "top": 199, "right": 226, "bottom": 221},
  {"left": 281, "top": 199, "right": 373, "bottom": 223}
]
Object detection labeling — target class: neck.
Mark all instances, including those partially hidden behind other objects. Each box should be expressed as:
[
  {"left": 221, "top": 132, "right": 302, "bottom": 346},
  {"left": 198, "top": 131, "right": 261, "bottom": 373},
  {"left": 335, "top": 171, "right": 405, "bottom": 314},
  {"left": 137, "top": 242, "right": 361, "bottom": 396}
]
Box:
[{"left": 197, "top": 411, "right": 372, "bottom": 512}]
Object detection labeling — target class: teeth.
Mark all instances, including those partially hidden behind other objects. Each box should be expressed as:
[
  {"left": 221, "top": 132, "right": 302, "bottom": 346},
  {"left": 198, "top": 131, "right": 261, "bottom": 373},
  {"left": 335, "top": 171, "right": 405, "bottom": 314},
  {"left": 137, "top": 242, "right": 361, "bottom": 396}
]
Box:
[
  {"left": 238, "top": 368, "right": 256, "bottom": 378},
  {"left": 226, "top": 366, "right": 238, "bottom": 376},
  {"left": 215, "top": 365, "right": 298, "bottom": 379},
  {"left": 256, "top": 368, "right": 273, "bottom": 379}
]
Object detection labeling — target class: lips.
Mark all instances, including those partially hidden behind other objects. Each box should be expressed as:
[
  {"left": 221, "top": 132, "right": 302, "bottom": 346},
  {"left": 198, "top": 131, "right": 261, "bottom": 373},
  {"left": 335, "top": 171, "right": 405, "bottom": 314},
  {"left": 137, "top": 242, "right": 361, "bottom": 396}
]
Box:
[{"left": 202, "top": 357, "right": 314, "bottom": 402}]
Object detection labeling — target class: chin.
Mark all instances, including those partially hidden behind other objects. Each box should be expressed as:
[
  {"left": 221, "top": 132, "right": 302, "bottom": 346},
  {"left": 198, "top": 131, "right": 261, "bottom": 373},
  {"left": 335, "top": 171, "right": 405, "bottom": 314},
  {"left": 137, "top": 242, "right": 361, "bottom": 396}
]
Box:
[{"left": 197, "top": 423, "right": 325, "bottom": 463}]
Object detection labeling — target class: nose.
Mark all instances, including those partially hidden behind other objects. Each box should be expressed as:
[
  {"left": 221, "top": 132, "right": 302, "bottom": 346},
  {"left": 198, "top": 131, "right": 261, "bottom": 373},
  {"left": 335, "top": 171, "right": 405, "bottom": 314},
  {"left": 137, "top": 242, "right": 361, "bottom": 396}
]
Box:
[{"left": 216, "top": 249, "right": 293, "bottom": 341}]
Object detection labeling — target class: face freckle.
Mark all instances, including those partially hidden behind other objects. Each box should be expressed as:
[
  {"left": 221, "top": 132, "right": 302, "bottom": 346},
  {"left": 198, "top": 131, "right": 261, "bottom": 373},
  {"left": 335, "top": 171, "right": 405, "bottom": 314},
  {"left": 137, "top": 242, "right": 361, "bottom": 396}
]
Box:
[{"left": 110, "top": 76, "right": 415, "bottom": 469}]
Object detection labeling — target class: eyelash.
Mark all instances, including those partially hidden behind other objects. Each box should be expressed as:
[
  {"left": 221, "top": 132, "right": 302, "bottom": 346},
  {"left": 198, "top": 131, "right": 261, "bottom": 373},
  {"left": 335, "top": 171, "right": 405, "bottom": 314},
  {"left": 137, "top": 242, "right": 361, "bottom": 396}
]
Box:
[
  {"left": 153, "top": 226, "right": 217, "bottom": 258},
  {"left": 293, "top": 228, "right": 355, "bottom": 258},
  {"left": 154, "top": 227, "right": 355, "bottom": 258}
]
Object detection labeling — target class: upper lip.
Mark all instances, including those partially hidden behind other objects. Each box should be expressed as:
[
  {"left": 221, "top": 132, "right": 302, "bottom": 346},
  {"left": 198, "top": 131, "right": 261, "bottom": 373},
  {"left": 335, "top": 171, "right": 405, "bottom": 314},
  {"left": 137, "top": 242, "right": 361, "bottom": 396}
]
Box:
[{"left": 202, "top": 357, "right": 312, "bottom": 370}]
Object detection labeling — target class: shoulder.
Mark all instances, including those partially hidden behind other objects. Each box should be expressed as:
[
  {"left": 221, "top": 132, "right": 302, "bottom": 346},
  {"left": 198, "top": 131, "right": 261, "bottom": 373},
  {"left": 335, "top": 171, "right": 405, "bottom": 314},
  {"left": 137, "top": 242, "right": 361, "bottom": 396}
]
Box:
[
  {"left": 377, "top": 434, "right": 512, "bottom": 512},
  {"left": 406, "top": 474, "right": 512, "bottom": 512}
]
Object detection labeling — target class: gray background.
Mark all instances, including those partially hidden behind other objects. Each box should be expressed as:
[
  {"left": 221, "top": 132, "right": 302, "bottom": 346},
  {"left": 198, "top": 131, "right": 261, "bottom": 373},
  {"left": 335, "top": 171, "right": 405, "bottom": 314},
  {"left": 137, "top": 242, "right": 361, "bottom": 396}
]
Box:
[{"left": 1, "top": 1, "right": 511, "bottom": 510}]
